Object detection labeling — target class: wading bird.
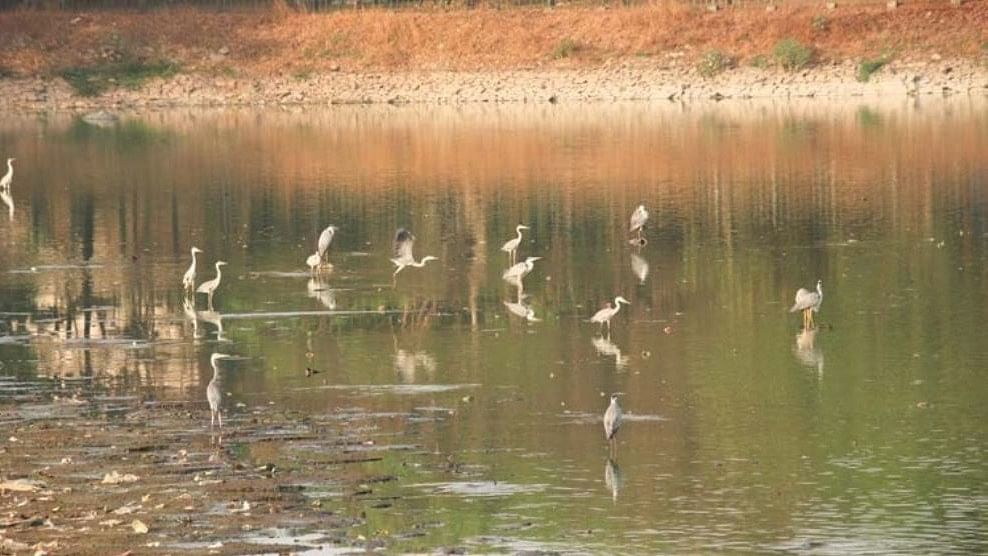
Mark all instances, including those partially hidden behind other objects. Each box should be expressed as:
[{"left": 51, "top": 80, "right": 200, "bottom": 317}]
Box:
[
  {"left": 790, "top": 280, "right": 823, "bottom": 329},
  {"left": 196, "top": 260, "right": 227, "bottom": 311},
  {"left": 182, "top": 246, "right": 204, "bottom": 296},
  {"left": 391, "top": 228, "right": 438, "bottom": 278},
  {"left": 307, "top": 225, "right": 338, "bottom": 275},
  {"left": 502, "top": 256, "right": 541, "bottom": 286},
  {"left": 0, "top": 158, "right": 14, "bottom": 189},
  {"left": 629, "top": 204, "right": 649, "bottom": 244},
  {"left": 501, "top": 224, "right": 529, "bottom": 265},
  {"left": 603, "top": 394, "right": 623, "bottom": 455},
  {"left": 207, "top": 352, "right": 230, "bottom": 428},
  {"left": 590, "top": 296, "right": 631, "bottom": 335},
  {"left": 1, "top": 187, "right": 12, "bottom": 221}
]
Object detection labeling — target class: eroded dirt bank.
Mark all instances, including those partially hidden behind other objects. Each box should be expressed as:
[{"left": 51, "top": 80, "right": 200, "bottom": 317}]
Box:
[{"left": 0, "top": 2, "right": 986, "bottom": 110}]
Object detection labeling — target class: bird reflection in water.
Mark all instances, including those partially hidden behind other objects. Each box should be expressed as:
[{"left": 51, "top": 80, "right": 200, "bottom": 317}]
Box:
[
  {"left": 0, "top": 187, "right": 12, "bottom": 221},
  {"left": 307, "top": 278, "right": 336, "bottom": 310},
  {"left": 197, "top": 309, "right": 226, "bottom": 342},
  {"left": 182, "top": 298, "right": 201, "bottom": 340},
  {"left": 793, "top": 327, "right": 824, "bottom": 376},
  {"left": 503, "top": 297, "right": 541, "bottom": 323},
  {"left": 394, "top": 348, "right": 437, "bottom": 383},
  {"left": 604, "top": 458, "right": 624, "bottom": 503},
  {"left": 592, "top": 335, "right": 629, "bottom": 370},
  {"left": 630, "top": 253, "right": 649, "bottom": 285}
]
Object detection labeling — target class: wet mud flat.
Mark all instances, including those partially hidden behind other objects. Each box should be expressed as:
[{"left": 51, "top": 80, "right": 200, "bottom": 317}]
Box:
[{"left": 0, "top": 380, "right": 449, "bottom": 555}]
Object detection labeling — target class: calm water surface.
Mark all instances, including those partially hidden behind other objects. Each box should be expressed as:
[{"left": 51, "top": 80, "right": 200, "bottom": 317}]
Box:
[{"left": 1, "top": 99, "right": 987, "bottom": 553}]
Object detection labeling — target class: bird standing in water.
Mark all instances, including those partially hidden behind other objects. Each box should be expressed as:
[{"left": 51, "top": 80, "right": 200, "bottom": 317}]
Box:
[
  {"left": 0, "top": 158, "right": 14, "bottom": 189},
  {"left": 501, "top": 224, "right": 529, "bottom": 265},
  {"left": 603, "top": 394, "right": 623, "bottom": 455},
  {"left": 207, "top": 353, "right": 230, "bottom": 428},
  {"left": 790, "top": 280, "right": 823, "bottom": 329},
  {"left": 307, "top": 225, "right": 338, "bottom": 275},
  {"left": 629, "top": 204, "right": 649, "bottom": 244},
  {"left": 182, "top": 246, "right": 204, "bottom": 297},
  {"left": 196, "top": 261, "right": 227, "bottom": 311},
  {"left": 590, "top": 296, "right": 631, "bottom": 336},
  {"left": 502, "top": 256, "right": 541, "bottom": 287}
]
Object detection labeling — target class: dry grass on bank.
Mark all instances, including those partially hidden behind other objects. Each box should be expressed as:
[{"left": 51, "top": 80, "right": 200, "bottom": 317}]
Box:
[{"left": 0, "top": 1, "right": 985, "bottom": 77}]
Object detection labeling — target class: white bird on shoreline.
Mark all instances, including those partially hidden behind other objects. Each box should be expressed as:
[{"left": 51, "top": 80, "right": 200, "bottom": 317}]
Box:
[
  {"left": 0, "top": 158, "right": 14, "bottom": 189},
  {"left": 196, "top": 260, "right": 227, "bottom": 311},
  {"left": 501, "top": 224, "right": 529, "bottom": 265},
  {"left": 391, "top": 228, "right": 438, "bottom": 278},
  {"left": 590, "top": 296, "right": 631, "bottom": 335},
  {"left": 790, "top": 280, "right": 823, "bottom": 329},
  {"left": 182, "top": 246, "right": 203, "bottom": 296}
]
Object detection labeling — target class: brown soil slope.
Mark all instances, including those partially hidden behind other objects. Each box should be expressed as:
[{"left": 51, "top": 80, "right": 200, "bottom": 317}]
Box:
[{"left": 0, "top": 2, "right": 985, "bottom": 77}]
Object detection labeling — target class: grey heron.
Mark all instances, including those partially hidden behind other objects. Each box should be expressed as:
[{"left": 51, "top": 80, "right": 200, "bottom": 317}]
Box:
[
  {"left": 502, "top": 256, "right": 541, "bottom": 286},
  {"left": 0, "top": 158, "right": 14, "bottom": 189},
  {"left": 207, "top": 352, "right": 231, "bottom": 428},
  {"left": 789, "top": 280, "right": 823, "bottom": 329},
  {"left": 182, "top": 246, "right": 203, "bottom": 296},
  {"left": 603, "top": 394, "right": 623, "bottom": 455},
  {"left": 629, "top": 204, "right": 649, "bottom": 243},
  {"left": 501, "top": 224, "right": 529, "bottom": 265},
  {"left": 196, "top": 260, "right": 227, "bottom": 311},
  {"left": 391, "top": 228, "right": 438, "bottom": 277},
  {"left": 590, "top": 296, "right": 631, "bottom": 335}
]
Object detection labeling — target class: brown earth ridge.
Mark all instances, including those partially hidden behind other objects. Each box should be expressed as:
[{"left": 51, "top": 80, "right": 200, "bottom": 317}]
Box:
[{"left": 0, "top": 2, "right": 987, "bottom": 109}]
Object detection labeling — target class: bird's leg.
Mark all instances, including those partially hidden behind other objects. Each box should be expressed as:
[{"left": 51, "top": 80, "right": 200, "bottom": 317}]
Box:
[
  {"left": 808, "top": 311, "right": 815, "bottom": 330},
  {"left": 210, "top": 411, "right": 215, "bottom": 428},
  {"left": 207, "top": 292, "right": 214, "bottom": 312},
  {"left": 218, "top": 411, "right": 223, "bottom": 429}
]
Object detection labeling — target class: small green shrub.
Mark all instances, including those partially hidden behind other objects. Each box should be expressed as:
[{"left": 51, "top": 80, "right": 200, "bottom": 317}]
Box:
[
  {"left": 552, "top": 38, "right": 582, "bottom": 60},
  {"left": 60, "top": 60, "right": 178, "bottom": 97},
  {"left": 773, "top": 38, "right": 813, "bottom": 72},
  {"left": 856, "top": 56, "right": 889, "bottom": 82},
  {"left": 811, "top": 15, "right": 829, "bottom": 31},
  {"left": 749, "top": 54, "right": 770, "bottom": 69},
  {"left": 696, "top": 50, "right": 733, "bottom": 78}
]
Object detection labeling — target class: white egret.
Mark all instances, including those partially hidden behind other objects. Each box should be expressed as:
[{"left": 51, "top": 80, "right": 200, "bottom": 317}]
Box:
[
  {"left": 629, "top": 204, "right": 649, "bottom": 243},
  {"left": 391, "top": 228, "right": 438, "bottom": 277},
  {"left": 0, "top": 158, "right": 14, "bottom": 189},
  {"left": 182, "top": 246, "right": 204, "bottom": 296},
  {"left": 207, "top": 352, "right": 231, "bottom": 428},
  {"left": 789, "top": 280, "right": 823, "bottom": 329},
  {"left": 603, "top": 394, "right": 623, "bottom": 455},
  {"left": 501, "top": 224, "right": 529, "bottom": 265},
  {"left": 502, "top": 256, "right": 541, "bottom": 286},
  {"left": 196, "top": 261, "right": 228, "bottom": 311},
  {"left": 590, "top": 296, "right": 631, "bottom": 335}
]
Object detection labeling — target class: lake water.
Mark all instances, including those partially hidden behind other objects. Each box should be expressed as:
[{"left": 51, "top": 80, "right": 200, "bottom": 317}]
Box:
[{"left": 1, "top": 99, "right": 987, "bottom": 553}]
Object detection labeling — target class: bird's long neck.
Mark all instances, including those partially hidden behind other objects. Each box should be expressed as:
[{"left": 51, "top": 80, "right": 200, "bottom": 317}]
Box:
[
  {"left": 191, "top": 250, "right": 198, "bottom": 266},
  {"left": 4, "top": 160, "right": 11, "bottom": 176},
  {"left": 210, "top": 362, "right": 221, "bottom": 383},
  {"left": 817, "top": 283, "right": 823, "bottom": 297},
  {"left": 215, "top": 264, "right": 223, "bottom": 279},
  {"left": 412, "top": 258, "right": 428, "bottom": 267},
  {"left": 516, "top": 228, "right": 524, "bottom": 241},
  {"left": 612, "top": 298, "right": 623, "bottom": 314}
]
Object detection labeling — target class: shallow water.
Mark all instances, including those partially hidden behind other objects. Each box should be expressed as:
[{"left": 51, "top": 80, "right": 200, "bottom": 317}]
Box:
[{"left": 1, "top": 98, "right": 987, "bottom": 553}]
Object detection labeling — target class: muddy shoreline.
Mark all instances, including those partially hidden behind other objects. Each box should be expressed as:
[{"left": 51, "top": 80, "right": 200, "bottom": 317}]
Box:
[
  {"left": 0, "top": 384, "right": 448, "bottom": 555},
  {"left": 2, "top": 60, "right": 987, "bottom": 112}
]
